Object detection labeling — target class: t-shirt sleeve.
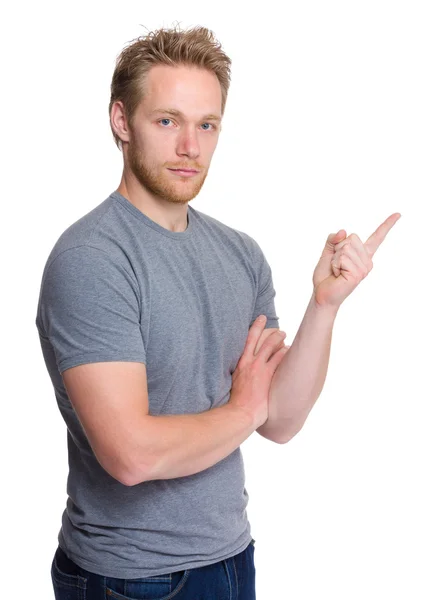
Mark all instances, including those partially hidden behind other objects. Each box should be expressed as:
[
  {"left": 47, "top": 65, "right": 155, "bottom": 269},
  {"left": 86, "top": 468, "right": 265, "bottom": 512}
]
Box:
[
  {"left": 36, "top": 245, "right": 147, "bottom": 374},
  {"left": 247, "top": 236, "right": 280, "bottom": 330}
]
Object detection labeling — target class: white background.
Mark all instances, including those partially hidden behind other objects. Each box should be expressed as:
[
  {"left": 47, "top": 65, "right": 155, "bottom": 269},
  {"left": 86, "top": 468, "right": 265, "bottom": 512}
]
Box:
[{"left": 2, "top": 1, "right": 432, "bottom": 598}]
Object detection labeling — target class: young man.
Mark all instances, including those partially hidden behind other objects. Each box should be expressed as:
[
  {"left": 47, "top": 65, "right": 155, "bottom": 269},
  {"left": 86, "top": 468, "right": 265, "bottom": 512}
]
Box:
[{"left": 36, "top": 25, "right": 288, "bottom": 599}]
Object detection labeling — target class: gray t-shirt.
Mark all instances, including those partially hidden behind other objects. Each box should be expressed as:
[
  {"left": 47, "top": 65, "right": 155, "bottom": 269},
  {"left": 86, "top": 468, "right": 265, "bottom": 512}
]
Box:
[{"left": 35, "top": 190, "right": 279, "bottom": 578}]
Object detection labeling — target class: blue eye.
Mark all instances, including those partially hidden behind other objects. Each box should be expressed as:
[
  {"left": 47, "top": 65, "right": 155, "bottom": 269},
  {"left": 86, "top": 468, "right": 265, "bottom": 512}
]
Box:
[{"left": 158, "top": 119, "right": 214, "bottom": 130}]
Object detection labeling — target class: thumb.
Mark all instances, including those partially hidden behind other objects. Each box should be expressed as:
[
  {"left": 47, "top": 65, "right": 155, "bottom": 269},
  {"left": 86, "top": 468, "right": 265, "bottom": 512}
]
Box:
[{"left": 322, "top": 229, "right": 347, "bottom": 255}]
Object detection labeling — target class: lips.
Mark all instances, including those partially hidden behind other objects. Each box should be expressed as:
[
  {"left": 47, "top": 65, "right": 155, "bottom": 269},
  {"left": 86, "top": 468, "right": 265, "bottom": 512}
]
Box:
[{"left": 168, "top": 168, "right": 200, "bottom": 178}]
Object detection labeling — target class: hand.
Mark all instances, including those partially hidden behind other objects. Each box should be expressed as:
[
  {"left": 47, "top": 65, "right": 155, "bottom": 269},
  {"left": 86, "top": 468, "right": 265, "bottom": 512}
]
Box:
[
  {"left": 254, "top": 327, "right": 292, "bottom": 356},
  {"left": 312, "top": 213, "right": 401, "bottom": 309},
  {"left": 229, "top": 316, "right": 290, "bottom": 428}
]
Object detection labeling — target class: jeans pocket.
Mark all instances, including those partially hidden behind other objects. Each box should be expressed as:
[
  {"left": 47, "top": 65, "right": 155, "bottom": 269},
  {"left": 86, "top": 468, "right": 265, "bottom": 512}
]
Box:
[
  {"left": 105, "top": 568, "right": 191, "bottom": 600},
  {"left": 51, "top": 546, "right": 88, "bottom": 599}
]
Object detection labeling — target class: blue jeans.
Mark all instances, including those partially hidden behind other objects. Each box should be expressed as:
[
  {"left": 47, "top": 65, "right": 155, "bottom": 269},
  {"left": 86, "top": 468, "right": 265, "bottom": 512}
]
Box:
[{"left": 51, "top": 539, "right": 256, "bottom": 599}]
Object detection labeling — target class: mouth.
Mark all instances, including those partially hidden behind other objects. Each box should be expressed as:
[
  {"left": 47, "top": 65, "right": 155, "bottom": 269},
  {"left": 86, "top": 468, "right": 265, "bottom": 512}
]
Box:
[{"left": 168, "top": 168, "right": 199, "bottom": 177}]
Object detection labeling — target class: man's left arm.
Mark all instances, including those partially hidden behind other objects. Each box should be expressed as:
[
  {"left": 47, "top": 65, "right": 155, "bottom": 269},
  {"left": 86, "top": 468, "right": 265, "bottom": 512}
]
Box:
[
  {"left": 255, "top": 293, "right": 338, "bottom": 444},
  {"left": 256, "top": 212, "right": 401, "bottom": 444}
]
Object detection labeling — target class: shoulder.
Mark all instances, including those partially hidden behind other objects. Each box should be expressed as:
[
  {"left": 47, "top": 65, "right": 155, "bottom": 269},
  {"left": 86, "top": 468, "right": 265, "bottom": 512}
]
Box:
[{"left": 42, "top": 196, "right": 116, "bottom": 271}]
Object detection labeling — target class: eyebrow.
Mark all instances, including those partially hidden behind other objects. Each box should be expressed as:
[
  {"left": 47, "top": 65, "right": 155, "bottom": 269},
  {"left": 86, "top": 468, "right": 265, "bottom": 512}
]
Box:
[{"left": 150, "top": 107, "right": 222, "bottom": 123}]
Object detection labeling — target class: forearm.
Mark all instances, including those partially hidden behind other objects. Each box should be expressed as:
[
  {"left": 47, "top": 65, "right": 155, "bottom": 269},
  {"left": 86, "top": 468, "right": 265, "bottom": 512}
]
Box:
[
  {"left": 127, "top": 402, "right": 256, "bottom": 485},
  {"left": 263, "top": 292, "right": 339, "bottom": 441}
]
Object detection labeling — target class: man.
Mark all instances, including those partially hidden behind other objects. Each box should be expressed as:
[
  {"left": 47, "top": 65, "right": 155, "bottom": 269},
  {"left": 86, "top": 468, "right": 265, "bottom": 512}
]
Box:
[{"left": 36, "top": 25, "right": 400, "bottom": 600}]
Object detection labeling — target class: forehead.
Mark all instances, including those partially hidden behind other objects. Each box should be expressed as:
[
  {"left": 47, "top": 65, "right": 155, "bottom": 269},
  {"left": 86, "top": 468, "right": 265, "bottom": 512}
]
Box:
[{"left": 141, "top": 64, "right": 222, "bottom": 113}]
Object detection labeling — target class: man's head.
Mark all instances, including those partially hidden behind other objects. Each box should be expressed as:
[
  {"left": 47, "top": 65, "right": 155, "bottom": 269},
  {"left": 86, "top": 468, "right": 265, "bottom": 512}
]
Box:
[{"left": 109, "top": 25, "right": 232, "bottom": 206}]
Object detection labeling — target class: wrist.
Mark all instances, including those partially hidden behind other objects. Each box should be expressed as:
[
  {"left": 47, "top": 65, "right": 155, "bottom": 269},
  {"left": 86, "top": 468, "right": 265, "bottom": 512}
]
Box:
[
  {"left": 227, "top": 401, "right": 258, "bottom": 431},
  {"left": 310, "top": 290, "right": 340, "bottom": 319}
]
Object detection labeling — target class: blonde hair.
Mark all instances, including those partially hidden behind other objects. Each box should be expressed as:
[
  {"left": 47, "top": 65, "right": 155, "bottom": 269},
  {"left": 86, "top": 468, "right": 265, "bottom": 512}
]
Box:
[{"left": 109, "top": 24, "right": 232, "bottom": 150}]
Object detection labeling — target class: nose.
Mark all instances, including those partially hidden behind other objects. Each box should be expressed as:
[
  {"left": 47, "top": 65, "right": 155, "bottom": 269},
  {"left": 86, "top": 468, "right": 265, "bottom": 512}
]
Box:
[{"left": 176, "top": 126, "right": 200, "bottom": 160}]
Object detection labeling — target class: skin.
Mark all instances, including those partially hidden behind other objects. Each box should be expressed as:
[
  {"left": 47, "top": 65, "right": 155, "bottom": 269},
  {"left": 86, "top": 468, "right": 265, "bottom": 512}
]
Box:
[
  {"left": 312, "top": 214, "right": 401, "bottom": 309},
  {"left": 110, "top": 64, "right": 223, "bottom": 233}
]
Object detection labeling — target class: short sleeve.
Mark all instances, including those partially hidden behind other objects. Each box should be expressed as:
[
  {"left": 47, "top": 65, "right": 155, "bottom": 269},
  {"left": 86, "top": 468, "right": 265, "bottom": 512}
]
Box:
[
  {"left": 247, "top": 237, "right": 280, "bottom": 329},
  {"left": 36, "top": 245, "right": 147, "bottom": 374}
]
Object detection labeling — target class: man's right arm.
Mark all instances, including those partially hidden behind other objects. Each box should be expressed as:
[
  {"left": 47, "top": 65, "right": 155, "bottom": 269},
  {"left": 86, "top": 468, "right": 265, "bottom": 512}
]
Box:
[
  {"left": 61, "top": 360, "right": 256, "bottom": 487},
  {"left": 129, "top": 402, "right": 257, "bottom": 486},
  {"left": 39, "top": 247, "right": 260, "bottom": 487}
]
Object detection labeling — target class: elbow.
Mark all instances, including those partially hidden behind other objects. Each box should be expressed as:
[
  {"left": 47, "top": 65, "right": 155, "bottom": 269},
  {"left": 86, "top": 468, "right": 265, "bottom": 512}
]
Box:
[
  {"left": 120, "top": 452, "right": 158, "bottom": 486},
  {"left": 120, "top": 425, "right": 160, "bottom": 486},
  {"left": 279, "top": 422, "right": 304, "bottom": 444},
  {"left": 118, "top": 470, "right": 138, "bottom": 487},
  {"left": 102, "top": 462, "right": 142, "bottom": 487},
  {"left": 93, "top": 417, "right": 159, "bottom": 486},
  {"left": 119, "top": 466, "right": 150, "bottom": 487},
  {"left": 121, "top": 476, "right": 139, "bottom": 487},
  {"left": 98, "top": 452, "right": 153, "bottom": 487}
]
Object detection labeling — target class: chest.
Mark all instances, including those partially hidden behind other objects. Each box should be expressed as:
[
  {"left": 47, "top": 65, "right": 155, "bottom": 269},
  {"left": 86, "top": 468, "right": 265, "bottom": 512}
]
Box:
[{"left": 133, "top": 239, "right": 258, "bottom": 411}]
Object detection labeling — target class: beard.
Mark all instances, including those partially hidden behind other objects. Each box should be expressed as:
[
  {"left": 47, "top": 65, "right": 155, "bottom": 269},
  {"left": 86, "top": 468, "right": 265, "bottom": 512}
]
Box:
[{"left": 127, "top": 133, "right": 208, "bottom": 206}]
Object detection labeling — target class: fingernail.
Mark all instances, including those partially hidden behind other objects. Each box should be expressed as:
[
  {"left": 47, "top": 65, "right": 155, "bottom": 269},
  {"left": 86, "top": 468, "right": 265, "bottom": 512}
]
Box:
[{"left": 258, "top": 315, "right": 266, "bottom": 323}]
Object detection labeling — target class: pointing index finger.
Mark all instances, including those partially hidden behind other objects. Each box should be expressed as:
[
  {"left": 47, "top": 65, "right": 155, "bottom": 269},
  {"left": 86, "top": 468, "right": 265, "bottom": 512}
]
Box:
[{"left": 364, "top": 213, "right": 401, "bottom": 257}]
